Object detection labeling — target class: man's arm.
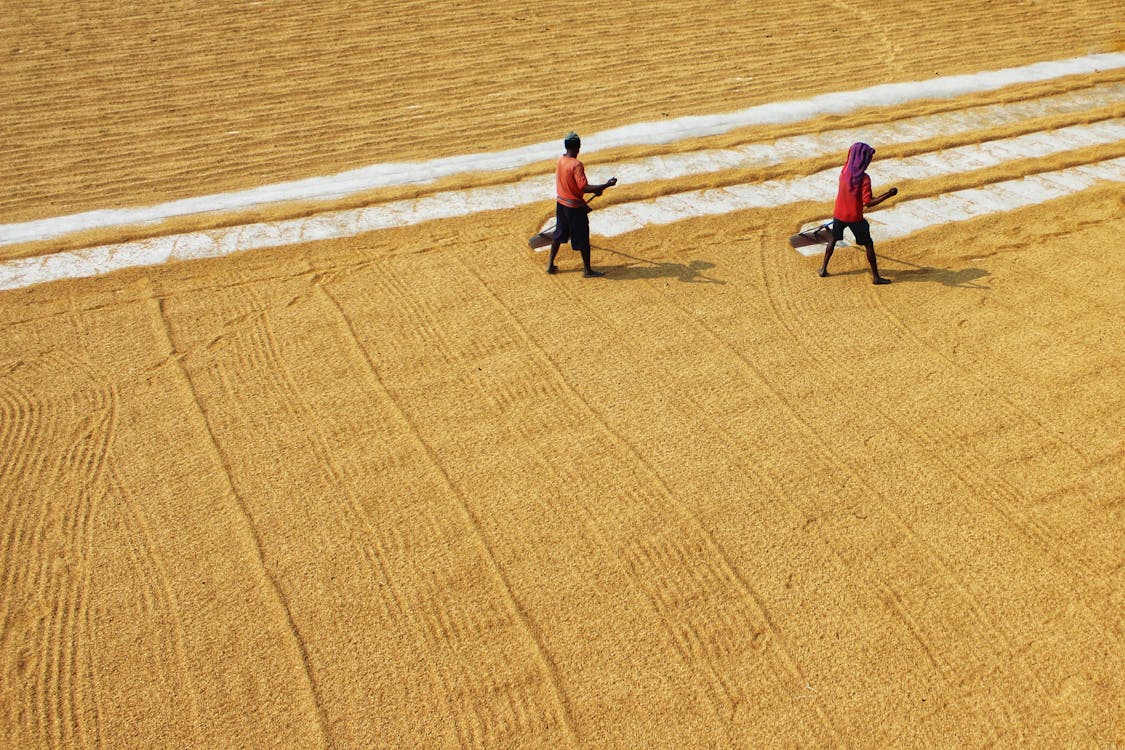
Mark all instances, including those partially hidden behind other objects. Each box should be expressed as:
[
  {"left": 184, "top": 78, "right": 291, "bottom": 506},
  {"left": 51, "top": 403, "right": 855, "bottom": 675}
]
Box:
[
  {"left": 584, "top": 177, "right": 618, "bottom": 196},
  {"left": 865, "top": 186, "right": 898, "bottom": 208}
]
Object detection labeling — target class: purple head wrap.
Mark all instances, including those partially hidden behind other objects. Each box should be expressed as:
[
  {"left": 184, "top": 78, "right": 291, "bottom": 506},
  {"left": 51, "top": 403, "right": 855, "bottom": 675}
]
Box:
[{"left": 842, "top": 142, "right": 875, "bottom": 189}]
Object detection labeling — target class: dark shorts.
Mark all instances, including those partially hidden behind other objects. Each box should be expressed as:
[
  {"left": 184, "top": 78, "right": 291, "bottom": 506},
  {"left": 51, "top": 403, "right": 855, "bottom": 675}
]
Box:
[
  {"left": 831, "top": 218, "right": 872, "bottom": 246},
  {"left": 552, "top": 203, "right": 590, "bottom": 251}
]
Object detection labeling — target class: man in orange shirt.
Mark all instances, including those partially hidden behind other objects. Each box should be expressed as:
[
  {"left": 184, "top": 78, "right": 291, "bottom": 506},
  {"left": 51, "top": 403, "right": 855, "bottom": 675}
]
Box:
[
  {"left": 547, "top": 132, "right": 617, "bottom": 277},
  {"left": 818, "top": 142, "right": 897, "bottom": 284}
]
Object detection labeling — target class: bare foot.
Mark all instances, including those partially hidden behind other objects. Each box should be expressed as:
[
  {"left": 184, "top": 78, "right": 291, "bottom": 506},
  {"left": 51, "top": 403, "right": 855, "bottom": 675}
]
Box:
[
  {"left": 546, "top": 265, "right": 558, "bottom": 274},
  {"left": 583, "top": 269, "right": 605, "bottom": 278},
  {"left": 817, "top": 268, "right": 829, "bottom": 277},
  {"left": 873, "top": 277, "right": 891, "bottom": 285}
]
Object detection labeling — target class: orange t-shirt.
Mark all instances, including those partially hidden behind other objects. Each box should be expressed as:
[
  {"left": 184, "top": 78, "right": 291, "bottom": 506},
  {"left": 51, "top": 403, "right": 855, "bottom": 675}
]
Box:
[
  {"left": 556, "top": 155, "right": 588, "bottom": 208},
  {"left": 834, "top": 172, "right": 873, "bottom": 223}
]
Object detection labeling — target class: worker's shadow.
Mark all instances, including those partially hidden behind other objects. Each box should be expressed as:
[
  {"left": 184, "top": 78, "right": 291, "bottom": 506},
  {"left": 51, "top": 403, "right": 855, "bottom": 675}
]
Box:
[
  {"left": 594, "top": 245, "right": 725, "bottom": 284},
  {"left": 879, "top": 254, "right": 990, "bottom": 288}
]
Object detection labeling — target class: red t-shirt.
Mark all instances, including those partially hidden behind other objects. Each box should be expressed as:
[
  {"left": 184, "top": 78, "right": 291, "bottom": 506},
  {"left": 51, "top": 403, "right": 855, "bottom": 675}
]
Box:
[
  {"left": 556, "top": 155, "right": 588, "bottom": 208},
  {"left": 834, "top": 172, "right": 873, "bottom": 222}
]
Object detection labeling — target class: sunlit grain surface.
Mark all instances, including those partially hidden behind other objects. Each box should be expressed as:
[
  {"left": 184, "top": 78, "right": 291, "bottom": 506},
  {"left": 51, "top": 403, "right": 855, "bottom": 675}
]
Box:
[{"left": 1, "top": 1, "right": 1122, "bottom": 747}]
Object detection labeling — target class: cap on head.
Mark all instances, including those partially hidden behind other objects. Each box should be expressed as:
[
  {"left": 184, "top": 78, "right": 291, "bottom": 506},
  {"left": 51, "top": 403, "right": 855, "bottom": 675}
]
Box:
[{"left": 564, "top": 131, "right": 581, "bottom": 150}]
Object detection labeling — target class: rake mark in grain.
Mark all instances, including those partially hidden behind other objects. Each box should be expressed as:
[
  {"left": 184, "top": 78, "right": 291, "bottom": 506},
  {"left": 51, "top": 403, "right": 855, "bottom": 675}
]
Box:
[
  {"left": 316, "top": 275, "right": 580, "bottom": 748},
  {"left": 149, "top": 295, "right": 331, "bottom": 749},
  {"left": 303, "top": 283, "right": 485, "bottom": 747},
  {"left": 0, "top": 353, "right": 115, "bottom": 749},
  {"left": 750, "top": 231, "right": 1063, "bottom": 726},
  {"left": 615, "top": 267, "right": 1027, "bottom": 737},
  {"left": 451, "top": 256, "right": 845, "bottom": 745},
  {"left": 105, "top": 458, "right": 204, "bottom": 741}
]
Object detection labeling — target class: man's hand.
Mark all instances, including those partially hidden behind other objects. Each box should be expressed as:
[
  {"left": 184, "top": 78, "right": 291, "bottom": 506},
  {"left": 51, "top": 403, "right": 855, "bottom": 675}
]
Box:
[{"left": 592, "top": 177, "right": 618, "bottom": 197}]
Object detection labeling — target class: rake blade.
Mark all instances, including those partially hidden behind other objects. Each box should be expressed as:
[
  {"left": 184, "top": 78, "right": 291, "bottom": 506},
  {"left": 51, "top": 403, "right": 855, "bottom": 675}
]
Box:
[
  {"left": 788, "top": 223, "right": 833, "bottom": 249},
  {"left": 528, "top": 231, "right": 553, "bottom": 249}
]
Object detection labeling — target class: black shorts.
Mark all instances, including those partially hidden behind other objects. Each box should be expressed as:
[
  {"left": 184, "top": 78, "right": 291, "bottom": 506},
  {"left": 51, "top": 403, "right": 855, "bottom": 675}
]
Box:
[
  {"left": 831, "top": 218, "right": 872, "bottom": 246},
  {"left": 552, "top": 203, "right": 591, "bottom": 251}
]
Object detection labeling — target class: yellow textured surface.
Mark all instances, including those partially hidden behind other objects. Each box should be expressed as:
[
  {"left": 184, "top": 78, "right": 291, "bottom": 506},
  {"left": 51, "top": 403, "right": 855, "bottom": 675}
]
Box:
[{"left": 0, "top": 1, "right": 1122, "bottom": 747}]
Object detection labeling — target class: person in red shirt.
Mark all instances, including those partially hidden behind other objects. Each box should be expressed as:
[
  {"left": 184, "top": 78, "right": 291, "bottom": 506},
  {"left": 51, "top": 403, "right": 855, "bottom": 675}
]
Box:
[
  {"left": 818, "top": 142, "right": 898, "bottom": 284},
  {"left": 547, "top": 132, "right": 617, "bottom": 277}
]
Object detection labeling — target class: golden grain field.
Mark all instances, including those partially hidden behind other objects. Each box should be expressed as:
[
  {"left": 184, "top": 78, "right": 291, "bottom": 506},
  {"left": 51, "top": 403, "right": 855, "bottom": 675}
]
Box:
[{"left": 1, "top": 2, "right": 1123, "bottom": 747}]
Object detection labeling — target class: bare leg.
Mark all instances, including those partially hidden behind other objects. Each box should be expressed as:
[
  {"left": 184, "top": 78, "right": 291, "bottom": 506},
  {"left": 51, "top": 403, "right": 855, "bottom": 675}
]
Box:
[
  {"left": 865, "top": 243, "right": 890, "bottom": 284},
  {"left": 818, "top": 238, "right": 836, "bottom": 277},
  {"left": 547, "top": 241, "right": 560, "bottom": 274},
  {"left": 580, "top": 248, "right": 604, "bottom": 278}
]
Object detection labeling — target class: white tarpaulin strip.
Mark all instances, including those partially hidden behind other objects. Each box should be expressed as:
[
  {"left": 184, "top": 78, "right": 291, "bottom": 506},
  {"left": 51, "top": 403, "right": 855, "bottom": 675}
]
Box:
[{"left": 1, "top": 53, "right": 1123, "bottom": 248}]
